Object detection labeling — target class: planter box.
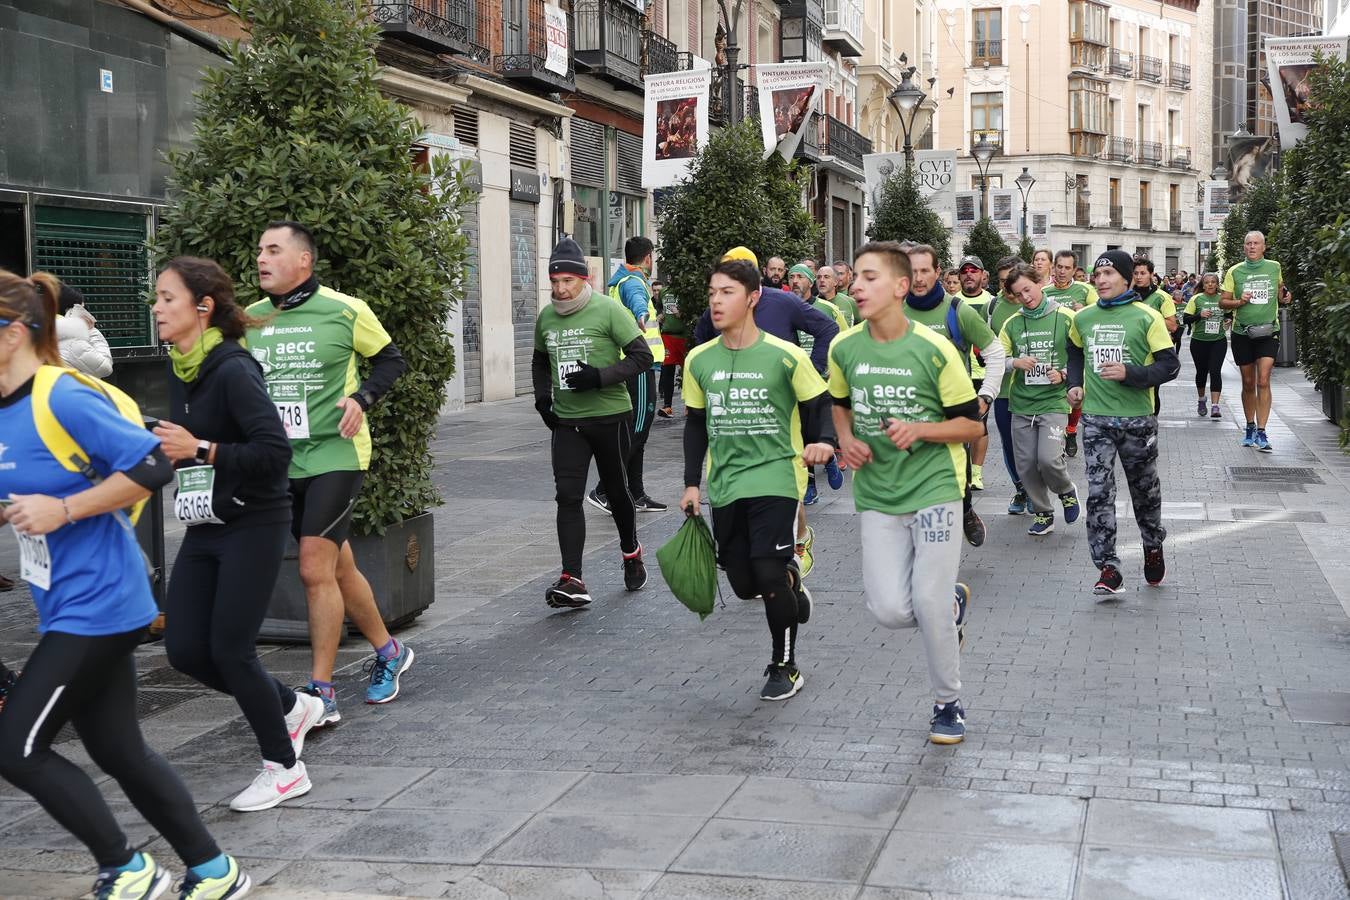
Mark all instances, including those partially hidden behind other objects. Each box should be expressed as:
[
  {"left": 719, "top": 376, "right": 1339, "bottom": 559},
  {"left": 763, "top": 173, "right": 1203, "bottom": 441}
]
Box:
[
  {"left": 259, "top": 512, "right": 436, "bottom": 642},
  {"left": 1322, "top": 382, "right": 1347, "bottom": 427}
]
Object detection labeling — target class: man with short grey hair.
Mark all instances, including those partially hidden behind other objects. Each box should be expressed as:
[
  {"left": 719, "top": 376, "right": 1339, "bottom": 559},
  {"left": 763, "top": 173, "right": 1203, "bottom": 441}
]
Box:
[{"left": 1220, "top": 231, "right": 1292, "bottom": 452}]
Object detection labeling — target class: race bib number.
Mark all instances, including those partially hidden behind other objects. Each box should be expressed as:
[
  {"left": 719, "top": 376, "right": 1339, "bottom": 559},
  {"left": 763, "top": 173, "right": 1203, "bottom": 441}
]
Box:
[
  {"left": 557, "top": 360, "right": 582, "bottom": 390},
  {"left": 1091, "top": 343, "right": 1124, "bottom": 372},
  {"left": 1025, "top": 362, "right": 1054, "bottom": 386},
  {"left": 174, "top": 466, "right": 224, "bottom": 526},
  {"left": 1248, "top": 282, "right": 1270, "bottom": 305},
  {"left": 275, "top": 401, "right": 309, "bottom": 439},
  {"left": 1204, "top": 317, "right": 1221, "bottom": 335},
  {"left": 12, "top": 526, "right": 51, "bottom": 591}
]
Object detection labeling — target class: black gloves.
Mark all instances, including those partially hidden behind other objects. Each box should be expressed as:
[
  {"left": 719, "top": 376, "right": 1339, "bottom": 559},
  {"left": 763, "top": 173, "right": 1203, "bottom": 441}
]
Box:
[
  {"left": 564, "top": 361, "right": 602, "bottom": 392},
  {"left": 535, "top": 397, "right": 559, "bottom": 430}
]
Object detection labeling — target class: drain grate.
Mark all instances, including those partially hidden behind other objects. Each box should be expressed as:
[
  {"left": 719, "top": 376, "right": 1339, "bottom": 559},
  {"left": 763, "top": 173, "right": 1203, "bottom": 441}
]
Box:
[
  {"left": 1228, "top": 466, "right": 1323, "bottom": 484},
  {"left": 1232, "top": 507, "right": 1326, "bottom": 523},
  {"left": 1280, "top": 689, "right": 1350, "bottom": 725},
  {"left": 1231, "top": 480, "right": 1306, "bottom": 493},
  {"left": 1333, "top": 833, "right": 1350, "bottom": 885}
]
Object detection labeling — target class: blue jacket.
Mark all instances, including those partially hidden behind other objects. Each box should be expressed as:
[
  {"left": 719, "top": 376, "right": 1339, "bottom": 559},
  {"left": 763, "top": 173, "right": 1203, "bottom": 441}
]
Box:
[
  {"left": 607, "top": 264, "right": 651, "bottom": 325},
  {"left": 691, "top": 286, "right": 838, "bottom": 374}
]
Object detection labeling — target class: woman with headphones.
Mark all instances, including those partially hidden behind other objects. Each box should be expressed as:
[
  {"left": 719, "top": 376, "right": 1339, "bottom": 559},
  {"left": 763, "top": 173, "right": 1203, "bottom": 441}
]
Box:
[
  {"left": 152, "top": 257, "right": 325, "bottom": 815},
  {"left": 0, "top": 267, "right": 251, "bottom": 900}
]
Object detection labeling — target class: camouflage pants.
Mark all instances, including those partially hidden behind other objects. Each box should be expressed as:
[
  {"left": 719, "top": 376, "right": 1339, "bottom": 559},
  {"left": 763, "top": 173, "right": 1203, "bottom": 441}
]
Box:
[{"left": 1082, "top": 415, "right": 1166, "bottom": 570}]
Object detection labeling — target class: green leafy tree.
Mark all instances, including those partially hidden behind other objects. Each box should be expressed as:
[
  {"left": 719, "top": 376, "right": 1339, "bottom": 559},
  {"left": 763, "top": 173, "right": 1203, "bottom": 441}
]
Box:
[
  {"left": 1219, "top": 174, "right": 1280, "bottom": 273},
  {"left": 866, "top": 164, "right": 951, "bottom": 267},
  {"left": 962, "top": 219, "right": 1013, "bottom": 274},
  {"left": 1272, "top": 55, "right": 1350, "bottom": 440},
  {"left": 156, "top": 0, "right": 473, "bottom": 534},
  {"left": 1017, "top": 235, "right": 1036, "bottom": 264},
  {"left": 656, "top": 119, "right": 821, "bottom": 322}
]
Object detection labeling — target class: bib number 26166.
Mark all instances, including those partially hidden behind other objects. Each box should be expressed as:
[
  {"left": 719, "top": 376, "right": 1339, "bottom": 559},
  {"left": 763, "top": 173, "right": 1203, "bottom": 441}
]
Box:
[{"left": 275, "top": 401, "right": 310, "bottom": 439}]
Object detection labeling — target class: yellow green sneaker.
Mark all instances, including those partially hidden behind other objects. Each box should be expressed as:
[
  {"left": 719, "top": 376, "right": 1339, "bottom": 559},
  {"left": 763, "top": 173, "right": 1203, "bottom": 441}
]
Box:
[
  {"left": 177, "top": 856, "right": 250, "bottom": 899},
  {"left": 93, "top": 852, "right": 171, "bottom": 900}
]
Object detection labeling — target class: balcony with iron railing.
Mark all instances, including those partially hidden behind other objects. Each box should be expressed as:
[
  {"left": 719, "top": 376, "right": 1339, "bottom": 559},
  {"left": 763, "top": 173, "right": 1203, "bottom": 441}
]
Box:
[
  {"left": 1109, "top": 48, "right": 1133, "bottom": 76},
  {"left": 822, "top": 0, "right": 864, "bottom": 56},
  {"left": 372, "top": 0, "right": 474, "bottom": 55},
  {"left": 1106, "top": 136, "right": 1134, "bottom": 161},
  {"left": 641, "top": 28, "right": 680, "bottom": 78},
  {"left": 1137, "top": 54, "right": 1163, "bottom": 83},
  {"left": 575, "top": 0, "right": 643, "bottom": 92},
  {"left": 1168, "top": 62, "right": 1191, "bottom": 89},
  {"left": 971, "top": 38, "right": 1003, "bottom": 66},
  {"left": 494, "top": 0, "right": 575, "bottom": 93},
  {"left": 1139, "top": 207, "right": 1154, "bottom": 230},
  {"left": 1169, "top": 147, "right": 1190, "bottom": 169},
  {"left": 819, "top": 114, "right": 872, "bottom": 173},
  {"left": 1137, "top": 140, "right": 1163, "bottom": 165},
  {"left": 969, "top": 128, "right": 1004, "bottom": 152},
  {"left": 1075, "top": 199, "right": 1091, "bottom": 228},
  {"left": 709, "top": 69, "right": 746, "bottom": 127},
  {"left": 1169, "top": 210, "right": 1182, "bottom": 232},
  {"left": 1109, "top": 205, "right": 1124, "bottom": 228}
]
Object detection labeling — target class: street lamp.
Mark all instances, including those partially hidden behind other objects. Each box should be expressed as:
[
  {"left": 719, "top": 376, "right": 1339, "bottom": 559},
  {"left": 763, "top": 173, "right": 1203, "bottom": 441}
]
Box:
[
  {"left": 1014, "top": 166, "right": 1036, "bottom": 239},
  {"left": 716, "top": 0, "right": 745, "bottom": 125},
  {"left": 886, "top": 55, "right": 927, "bottom": 166},
  {"left": 971, "top": 133, "right": 997, "bottom": 219}
]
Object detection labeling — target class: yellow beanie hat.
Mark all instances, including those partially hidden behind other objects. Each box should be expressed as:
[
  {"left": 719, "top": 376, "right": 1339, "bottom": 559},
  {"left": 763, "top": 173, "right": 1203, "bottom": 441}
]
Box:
[{"left": 721, "top": 246, "right": 759, "bottom": 267}]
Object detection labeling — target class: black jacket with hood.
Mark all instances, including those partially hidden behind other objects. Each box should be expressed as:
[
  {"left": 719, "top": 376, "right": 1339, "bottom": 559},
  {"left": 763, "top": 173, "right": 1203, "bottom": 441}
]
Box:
[{"left": 167, "top": 339, "right": 292, "bottom": 526}]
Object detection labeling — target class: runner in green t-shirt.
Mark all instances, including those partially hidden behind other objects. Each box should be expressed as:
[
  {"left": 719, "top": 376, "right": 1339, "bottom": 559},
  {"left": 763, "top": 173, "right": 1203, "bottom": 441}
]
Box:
[
  {"left": 531, "top": 237, "right": 653, "bottom": 610},
  {"left": 680, "top": 259, "right": 836, "bottom": 702},
  {"left": 904, "top": 245, "right": 1006, "bottom": 549},
  {"left": 1220, "top": 231, "right": 1292, "bottom": 451},
  {"left": 828, "top": 240, "right": 985, "bottom": 745},
  {"left": 985, "top": 256, "right": 1029, "bottom": 513},
  {"left": 1130, "top": 257, "right": 1179, "bottom": 415},
  {"left": 998, "top": 263, "right": 1080, "bottom": 537},
  {"left": 1067, "top": 250, "right": 1180, "bottom": 597},
  {"left": 1181, "top": 273, "right": 1229, "bottom": 419},
  {"left": 1045, "top": 251, "right": 1094, "bottom": 458},
  {"left": 953, "top": 256, "right": 995, "bottom": 492},
  {"left": 249, "top": 221, "right": 412, "bottom": 713}
]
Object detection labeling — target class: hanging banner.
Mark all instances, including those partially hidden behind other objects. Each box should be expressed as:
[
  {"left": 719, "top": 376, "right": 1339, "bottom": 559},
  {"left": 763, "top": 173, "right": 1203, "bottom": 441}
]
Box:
[
  {"left": 544, "top": 4, "right": 570, "bottom": 76},
  {"left": 642, "top": 68, "right": 712, "bottom": 188},
  {"left": 1264, "top": 36, "right": 1350, "bottom": 149},
  {"left": 989, "top": 188, "right": 1018, "bottom": 241},
  {"left": 863, "top": 152, "right": 906, "bottom": 214},
  {"left": 754, "top": 61, "right": 827, "bottom": 160},
  {"left": 1029, "top": 210, "right": 1052, "bottom": 244},
  {"left": 914, "top": 150, "right": 957, "bottom": 227},
  {"left": 1201, "top": 179, "right": 1230, "bottom": 234},
  {"left": 954, "top": 191, "right": 979, "bottom": 233}
]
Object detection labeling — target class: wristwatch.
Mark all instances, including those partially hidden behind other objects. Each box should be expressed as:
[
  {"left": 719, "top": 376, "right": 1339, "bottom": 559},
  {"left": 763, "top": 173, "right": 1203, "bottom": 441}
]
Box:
[{"left": 195, "top": 440, "right": 211, "bottom": 464}]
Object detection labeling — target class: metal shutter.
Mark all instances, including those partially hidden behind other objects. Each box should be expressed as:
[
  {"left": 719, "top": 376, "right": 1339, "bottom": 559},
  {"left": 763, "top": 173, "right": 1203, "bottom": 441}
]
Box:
[
  {"left": 615, "top": 130, "right": 643, "bottom": 194},
  {"left": 460, "top": 197, "right": 483, "bottom": 403},
  {"left": 510, "top": 200, "right": 538, "bottom": 395},
  {"left": 571, "top": 118, "right": 606, "bottom": 187}
]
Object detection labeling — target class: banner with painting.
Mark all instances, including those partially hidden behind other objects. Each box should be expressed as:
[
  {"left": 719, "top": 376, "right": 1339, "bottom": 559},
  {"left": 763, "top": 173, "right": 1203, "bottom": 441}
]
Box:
[
  {"left": 989, "top": 189, "right": 1019, "bottom": 242},
  {"left": 1263, "top": 36, "right": 1350, "bottom": 149},
  {"left": 642, "top": 69, "right": 713, "bottom": 188},
  {"left": 754, "top": 62, "right": 827, "bottom": 161},
  {"left": 954, "top": 191, "right": 979, "bottom": 234},
  {"left": 1029, "top": 210, "right": 1052, "bottom": 245},
  {"left": 862, "top": 150, "right": 958, "bottom": 227},
  {"left": 1201, "top": 180, "right": 1230, "bottom": 236}
]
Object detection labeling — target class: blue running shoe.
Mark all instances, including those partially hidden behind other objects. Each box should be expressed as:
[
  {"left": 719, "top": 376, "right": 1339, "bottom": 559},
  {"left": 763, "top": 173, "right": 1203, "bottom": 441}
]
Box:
[
  {"left": 1027, "top": 512, "right": 1055, "bottom": 536},
  {"left": 1060, "top": 489, "right": 1080, "bottom": 524},
  {"left": 365, "top": 643, "right": 415, "bottom": 704},
  {"left": 803, "top": 478, "right": 818, "bottom": 506},
  {"left": 1007, "top": 489, "right": 1028, "bottom": 516},
  {"left": 824, "top": 455, "right": 844, "bottom": 490},
  {"left": 1242, "top": 423, "right": 1257, "bottom": 447},
  {"left": 297, "top": 684, "right": 341, "bottom": 726},
  {"left": 929, "top": 701, "right": 966, "bottom": 744},
  {"left": 1255, "top": 429, "right": 1272, "bottom": 453}
]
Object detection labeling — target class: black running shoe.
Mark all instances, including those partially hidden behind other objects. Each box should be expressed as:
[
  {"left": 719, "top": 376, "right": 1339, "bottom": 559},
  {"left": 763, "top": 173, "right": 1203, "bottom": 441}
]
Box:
[
  {"left": 963, "top": 508, "right": 985, "bottom": 547},
  {"left": 1093, "top": 565, "right": 1124, "bottom": 596},
  {"left": 623, "top": 547, "right": 648, "bottom": 591},
  {"left": 953, "top": 583, "right": 971, "bottom": 651},
  {"left": 760, "top": 664, "right": 804, "bottom": 701},
  {"left": 0, "top": 573, "right": 13, "bottom": 592},
  {"left": 586, "top": 489, "right": 612, "bottom": 514},
  {"left": 633, "top": 495, "right": 668, "bottom": 512},
  {"left": 789, "top": 561, "right": 812, "bottom": 625},
  {"left": 0, "top": 668, "right": 16, "bottom": 715},
  {"left": 1065, "top": 432, "right": 1078, "bottom": 458},
  {"left": 546, "top": 574, "right": 593, "bottom": 608},
  {"left": 1144, "top": 547, "right": 1166, "bottom": 586}
]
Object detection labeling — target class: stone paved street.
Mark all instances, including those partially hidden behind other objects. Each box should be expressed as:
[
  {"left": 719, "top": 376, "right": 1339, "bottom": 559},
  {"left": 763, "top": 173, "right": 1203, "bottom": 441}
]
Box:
[{"left": 0, "top": 357, "right": 1348, "bottom": 899}]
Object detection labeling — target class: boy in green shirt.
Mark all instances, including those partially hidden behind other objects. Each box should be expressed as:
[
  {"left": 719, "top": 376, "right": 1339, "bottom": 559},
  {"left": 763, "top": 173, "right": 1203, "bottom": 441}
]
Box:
[
  {"left": 998, "top": 263, "right": 1080, "bottom": 537},
  {"left": 829, "top": 240, "right": 985, "bottom": 744},
  {"left": 681, "top": 260, "right": 836, "bottom": 702},
  {"left": 1067, "top": 250, "right": 1180, "bottom": 596},
  {"left": 1220, "top": 231, "right": 1293, "bottom": 451},
  {"left": 532, "top": 237, "right": 653, "bottom": 609}
]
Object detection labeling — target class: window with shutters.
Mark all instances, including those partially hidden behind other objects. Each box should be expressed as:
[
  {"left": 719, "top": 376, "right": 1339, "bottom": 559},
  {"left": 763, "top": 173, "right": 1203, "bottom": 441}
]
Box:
[
  {"left": 453, "top": 107, "right": 479, "bottom": 146},
  {"left": 509, "top": 121, "right": 537, "bottom": 169},
  {"left": 570, "top": 119, "right": 606, "bottom": 187},
  {"left": 614, "top": 130, "right": 642, "bottom": 194}
]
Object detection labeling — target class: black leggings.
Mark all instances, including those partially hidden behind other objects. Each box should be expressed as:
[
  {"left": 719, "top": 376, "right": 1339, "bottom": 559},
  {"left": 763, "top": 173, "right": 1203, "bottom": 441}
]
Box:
[
  {"left": 596, "top": 369, "right": 657, "bottom": 500},
  {"left": 166, "top": 520, "right": 297, "bottom": 766},
  {"left": 723, "top": 556, "right": 799, "bottom": 666},
  {"left": 0, "top": 629, "right": 220, "bottom": 869},
  {"left": 553, "top": 419, "right": 639, "bottom": 577},
  {"left": 1190, "top": 338, "right": 1227, "bottom": 396},
  {"left": 659, "top": 361, "right": 679, "bottom": 409}
]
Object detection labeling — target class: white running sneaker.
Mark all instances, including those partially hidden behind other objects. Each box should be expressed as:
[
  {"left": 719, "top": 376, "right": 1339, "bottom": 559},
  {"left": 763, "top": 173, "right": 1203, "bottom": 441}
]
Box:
[
  {"left": 285, "top": 689, "right": 328, "bottom": 758},
  {"left": 229, "top": 760, "right": 311, "bottom": 812}
]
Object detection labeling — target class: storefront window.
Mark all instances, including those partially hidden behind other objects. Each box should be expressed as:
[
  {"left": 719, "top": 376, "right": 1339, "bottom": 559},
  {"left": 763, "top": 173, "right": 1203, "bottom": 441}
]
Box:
[{"left": 606, "top": 192, "right": 646, "bottom": 264}]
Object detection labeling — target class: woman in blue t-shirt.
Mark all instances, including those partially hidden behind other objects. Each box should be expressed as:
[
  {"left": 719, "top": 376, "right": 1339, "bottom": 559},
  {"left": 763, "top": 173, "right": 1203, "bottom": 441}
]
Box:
[{"left": 0, "top": 270, "right": 251, "bottom": 900}]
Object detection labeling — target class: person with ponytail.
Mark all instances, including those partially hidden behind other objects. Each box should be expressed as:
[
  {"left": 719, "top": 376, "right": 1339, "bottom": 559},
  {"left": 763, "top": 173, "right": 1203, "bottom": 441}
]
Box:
[
  {"left": 0, "top": 268, "right": 252, "bottom": 900},
  {"left": 151, "top": 256, "right": 326, "bottom": 815}
]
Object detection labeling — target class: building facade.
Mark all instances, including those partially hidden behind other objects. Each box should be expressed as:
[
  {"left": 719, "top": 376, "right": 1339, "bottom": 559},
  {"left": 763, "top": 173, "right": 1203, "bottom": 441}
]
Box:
[
  {"left": 932, "top": 0, "right": 1211, "bottom": 273},
  {"left": 1329, "top": 0, "right": 1350, "bottom": 34}
]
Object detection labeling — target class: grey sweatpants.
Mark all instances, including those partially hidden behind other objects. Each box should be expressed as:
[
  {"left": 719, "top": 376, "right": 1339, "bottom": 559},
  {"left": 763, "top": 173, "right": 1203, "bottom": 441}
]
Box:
[
  {"left": 860, "top": 505, "right": 963, "bottom": 703},
  {"left": 1011, "top": 413, "right": 1076, "bottom": 515},
  {"left": 1082, "top": 414, "right": 1166, "bottom": 570}
]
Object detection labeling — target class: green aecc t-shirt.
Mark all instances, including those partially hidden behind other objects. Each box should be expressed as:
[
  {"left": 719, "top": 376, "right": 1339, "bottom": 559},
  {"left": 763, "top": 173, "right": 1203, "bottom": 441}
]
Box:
[{"left": 534, "top": 297, "right": 643, "bottom": 421}]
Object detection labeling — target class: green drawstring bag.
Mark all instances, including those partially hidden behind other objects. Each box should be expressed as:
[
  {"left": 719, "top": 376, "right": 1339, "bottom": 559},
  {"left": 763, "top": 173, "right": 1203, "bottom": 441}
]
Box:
[{"left": 656, "top": 512, "right": 719, "bottom": 620}]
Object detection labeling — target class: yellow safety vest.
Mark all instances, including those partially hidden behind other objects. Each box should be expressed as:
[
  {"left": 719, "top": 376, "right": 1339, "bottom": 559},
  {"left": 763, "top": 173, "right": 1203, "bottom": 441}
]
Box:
[{"left": 609, "top": 273, "right": 665, "bottom": 365}]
